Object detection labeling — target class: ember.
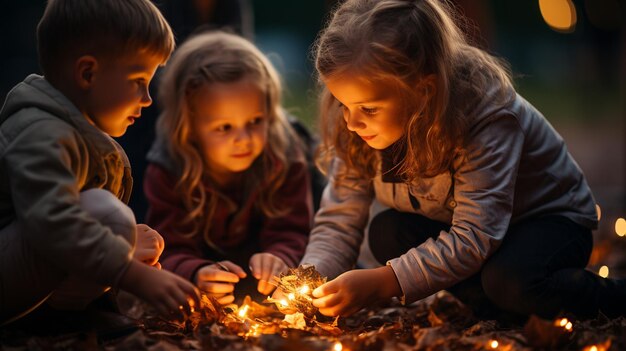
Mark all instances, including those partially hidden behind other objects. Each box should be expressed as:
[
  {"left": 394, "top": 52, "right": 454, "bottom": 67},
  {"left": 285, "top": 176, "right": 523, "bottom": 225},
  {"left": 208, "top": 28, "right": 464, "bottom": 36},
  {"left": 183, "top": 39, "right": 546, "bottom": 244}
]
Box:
[{"left": 267, "top": 265, "right": 327, "bottom": 318}]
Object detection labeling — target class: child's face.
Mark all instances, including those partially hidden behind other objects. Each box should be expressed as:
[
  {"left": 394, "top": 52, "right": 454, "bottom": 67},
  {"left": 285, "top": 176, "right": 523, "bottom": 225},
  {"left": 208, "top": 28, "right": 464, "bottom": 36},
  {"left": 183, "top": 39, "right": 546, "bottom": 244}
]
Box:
[
  {"left": 324, "top": 74, "right": 406, "bottom": 150},
  {"left": 190, "top": 78, "right": 268, "bottom": 182},
  {"left": 84, "top": 51, "right": 162, "bottom": 137}
]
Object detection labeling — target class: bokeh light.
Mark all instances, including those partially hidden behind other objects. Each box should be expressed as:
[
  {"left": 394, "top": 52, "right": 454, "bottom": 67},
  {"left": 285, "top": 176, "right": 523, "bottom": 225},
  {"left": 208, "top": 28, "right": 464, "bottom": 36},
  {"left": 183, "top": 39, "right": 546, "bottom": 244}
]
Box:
[
  {"left": 615, "top": 218, "right": 626, "bottom": 236},
  {"left": 599, "top": 265, "right": 609, "bottom": 278},
  {"left": 538, "top": 0, "right": 577, "bottom": 33}
]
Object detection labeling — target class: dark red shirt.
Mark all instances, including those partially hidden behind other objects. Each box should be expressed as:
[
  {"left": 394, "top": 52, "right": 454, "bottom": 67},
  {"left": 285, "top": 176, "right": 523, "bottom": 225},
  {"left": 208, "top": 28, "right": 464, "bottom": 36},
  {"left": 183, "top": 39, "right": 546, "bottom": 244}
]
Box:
[{"left": 144, "top": 161, "right": 312, "bottom": 282}]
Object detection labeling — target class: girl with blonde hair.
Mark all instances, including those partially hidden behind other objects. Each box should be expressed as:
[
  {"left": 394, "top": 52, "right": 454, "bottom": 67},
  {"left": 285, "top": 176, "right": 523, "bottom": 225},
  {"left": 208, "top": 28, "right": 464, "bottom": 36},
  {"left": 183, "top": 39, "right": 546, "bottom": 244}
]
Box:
[
  {"left": 299, "top": 0, "right": 623, "bottom": 320},
  {"left": 144, "top": 31, "right": 312, "bottom": 304}
]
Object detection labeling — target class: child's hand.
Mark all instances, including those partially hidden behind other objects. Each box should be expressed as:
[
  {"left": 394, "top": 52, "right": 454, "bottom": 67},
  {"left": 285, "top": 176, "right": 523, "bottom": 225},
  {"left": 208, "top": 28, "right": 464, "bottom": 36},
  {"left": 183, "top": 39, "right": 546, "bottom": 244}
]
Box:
[
  {"left": 249, "top": 253, "right": 288, "bottom": 295},
  {"left": 194, "top": 261, "right": 247, "bottom": 305},
  {"left": 134, "top": 224, "right": 164, "bottom": 269},
  {"left": 119, "top": 259, "right": 200, "bottom": 321},
  {"left": 311, "top": 266, "right": 402, "bottom": 317}
]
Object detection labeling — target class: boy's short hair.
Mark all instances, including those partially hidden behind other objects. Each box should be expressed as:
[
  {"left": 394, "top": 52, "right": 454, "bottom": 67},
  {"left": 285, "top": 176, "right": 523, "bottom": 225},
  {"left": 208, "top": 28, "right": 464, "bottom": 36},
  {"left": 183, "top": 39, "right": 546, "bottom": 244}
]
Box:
[{"left": 37, "top": 0, "right": 174, "bottom": 78}]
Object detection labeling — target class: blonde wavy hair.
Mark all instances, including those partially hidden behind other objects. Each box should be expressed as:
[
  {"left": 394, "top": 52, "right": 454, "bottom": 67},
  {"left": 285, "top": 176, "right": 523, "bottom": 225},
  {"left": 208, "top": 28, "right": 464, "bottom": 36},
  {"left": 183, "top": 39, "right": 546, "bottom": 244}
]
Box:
[
  {"left": 315, "top": 0, "right": 514, "bottom": 181},
  {"left": 156, "top": 31, "right": 300, "bottom": 239}
]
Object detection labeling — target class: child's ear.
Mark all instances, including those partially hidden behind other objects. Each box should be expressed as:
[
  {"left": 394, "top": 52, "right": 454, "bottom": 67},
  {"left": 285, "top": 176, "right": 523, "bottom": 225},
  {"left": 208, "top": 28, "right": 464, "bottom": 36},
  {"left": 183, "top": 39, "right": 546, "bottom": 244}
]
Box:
[{"left": 74, "top": 55, "right": 99, "bottom": 90}]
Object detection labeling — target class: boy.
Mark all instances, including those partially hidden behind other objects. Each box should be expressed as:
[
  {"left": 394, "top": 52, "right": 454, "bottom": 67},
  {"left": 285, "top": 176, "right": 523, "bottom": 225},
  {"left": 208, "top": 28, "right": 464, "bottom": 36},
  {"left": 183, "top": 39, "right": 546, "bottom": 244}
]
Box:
[{"left": 0, "top": 0, "right": 199, "bottom": 326}]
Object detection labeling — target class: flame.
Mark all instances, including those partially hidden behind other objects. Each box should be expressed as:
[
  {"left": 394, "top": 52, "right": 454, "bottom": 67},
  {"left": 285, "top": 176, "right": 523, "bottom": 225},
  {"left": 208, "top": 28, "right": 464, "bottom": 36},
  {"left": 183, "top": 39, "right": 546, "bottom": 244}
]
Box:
[
  {"left": 582, "top": 339, "right": 611, "bottom": 351},
  {"left": 188, "top": 297, "right": 195, "bottom": 313},
  {"left": 490, "top": 339, "right": 499, "bottom": 349},
  {"left": 333, "top": 342, "right": 343, "bottom": 351},
  {"left": 288, "top": 293, "right": 296, "bottom": 300},
  {"left": 599, "top": 265, "right": 609, "bottom": 278},
  {"left": 554, "top": 318, "right": 573, "bottom": 331},
  {"left": 238, "top": 304, "right": 249, "bottom": 318},
  {"left": 280, "top": 299, "right": 289, "bottom": 306},
  {"left": 249, "top": 324, "right": 260, "bottom": 337},
  {"left": 300, "top": 285, "right": 310, "bottom": 294}
]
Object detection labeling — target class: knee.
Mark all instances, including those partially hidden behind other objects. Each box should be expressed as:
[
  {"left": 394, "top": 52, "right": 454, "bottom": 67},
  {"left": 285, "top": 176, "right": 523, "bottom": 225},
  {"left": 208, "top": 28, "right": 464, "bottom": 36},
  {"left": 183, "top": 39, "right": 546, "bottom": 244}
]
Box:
[
  {"left": 481, "top": 261, "right": 533, "bottom": 314},
  {"left": 79, "top": 189, "right": 136, "bottom": 246}
]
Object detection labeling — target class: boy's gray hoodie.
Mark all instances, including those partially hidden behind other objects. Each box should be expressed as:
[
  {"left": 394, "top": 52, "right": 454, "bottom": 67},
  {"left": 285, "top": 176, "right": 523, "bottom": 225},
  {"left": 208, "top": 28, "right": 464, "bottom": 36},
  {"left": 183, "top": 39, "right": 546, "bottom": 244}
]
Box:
[{"left": 0, "top": 75, "right": 134, "bottom": 286}]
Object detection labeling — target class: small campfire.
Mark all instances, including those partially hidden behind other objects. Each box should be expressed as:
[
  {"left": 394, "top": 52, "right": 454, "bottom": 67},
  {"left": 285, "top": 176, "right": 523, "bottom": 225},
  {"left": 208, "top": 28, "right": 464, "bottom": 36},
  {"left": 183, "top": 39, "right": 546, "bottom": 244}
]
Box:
[
  {"left": 2, "top": 265, "right": 623, "bottom": 350},
  {"left": 178, "top": 265, "right": 343, "bottom": 347},
  {"left": 133, "top": 265, "right": 621, "bottom": 351}
]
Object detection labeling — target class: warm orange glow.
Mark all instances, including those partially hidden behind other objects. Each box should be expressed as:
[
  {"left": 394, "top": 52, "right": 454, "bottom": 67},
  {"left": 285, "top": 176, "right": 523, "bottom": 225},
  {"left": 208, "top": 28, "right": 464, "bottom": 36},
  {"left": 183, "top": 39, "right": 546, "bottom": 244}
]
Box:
[
  {"left": 188, "top": 297, "right": 195, "bottom": 313},
  {"left": 238, "top": 304, "right": 249, "bottom": 318},
  {"left": 557, "top": 318, "right": 568, "bottom": 327},
  {"left": 300, "top": 285, "right": 310, "bottom": 294},
  {"left": 583, "top": 341, "right": 611, "bottom": 351},
  {"left": 616, "top": 218, "right": 626, "bottom": 236},
  {"left": 490, "top": 339, "right": 499, "bottom": 348},
  {"left": 334, "top": 342, "right": 343, "bottom": 351},
  {"left": 599, "top": 265, "right": 609, "bottom": 278},
  {"left": 539, "top": 0, "right": 577, "bottom": 33},
  {"left": 288, "top": 293, "right": 296, "bottom": 300}
]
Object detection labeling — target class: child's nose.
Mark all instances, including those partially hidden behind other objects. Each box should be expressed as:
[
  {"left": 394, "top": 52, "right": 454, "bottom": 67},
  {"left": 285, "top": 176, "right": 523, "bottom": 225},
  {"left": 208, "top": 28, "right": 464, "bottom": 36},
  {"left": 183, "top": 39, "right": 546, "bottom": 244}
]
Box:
[
  {"left": 233, "top": 128, "right": 252, "bottom": 144},
  {"left": 139, "top": 87, "right": 152, "bottom": 107},
  {"left": 345, "top": 111, "right": 366, "bottom": 131}
]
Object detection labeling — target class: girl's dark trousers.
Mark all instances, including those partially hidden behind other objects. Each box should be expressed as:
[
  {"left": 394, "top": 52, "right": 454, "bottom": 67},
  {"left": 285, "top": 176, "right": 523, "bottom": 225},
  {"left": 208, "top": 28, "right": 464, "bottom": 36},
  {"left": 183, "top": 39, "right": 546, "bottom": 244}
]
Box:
[{"left": 368, "top": 209, "right": 625, "bottom": 321}]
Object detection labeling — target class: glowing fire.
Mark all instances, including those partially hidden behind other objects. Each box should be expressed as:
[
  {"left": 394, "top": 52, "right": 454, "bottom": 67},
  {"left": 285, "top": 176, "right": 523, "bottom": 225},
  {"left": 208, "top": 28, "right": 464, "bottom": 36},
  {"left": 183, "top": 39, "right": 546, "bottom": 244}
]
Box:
[
  {"left": 238, "top": 304, "right": 249, "bottom": 318},
  {"left": 555, "top": 317, "right": 573, "bottom": 331}
]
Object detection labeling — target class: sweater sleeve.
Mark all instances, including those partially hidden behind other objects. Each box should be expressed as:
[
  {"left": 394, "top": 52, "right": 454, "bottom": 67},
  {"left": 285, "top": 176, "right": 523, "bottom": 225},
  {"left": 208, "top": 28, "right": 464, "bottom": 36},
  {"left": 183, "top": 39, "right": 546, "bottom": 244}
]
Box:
[
  {"left": 388, "top": 114, "right": 524, "bottom": 303},
  {"left": 143, "top": 164, "right": 213, "bottom": 282},
  {"left": 300, "top": 158, "right": 374, "bottom": 278},
  {"left": 258, "top": 161, "right": 312, "bottom": 267}
]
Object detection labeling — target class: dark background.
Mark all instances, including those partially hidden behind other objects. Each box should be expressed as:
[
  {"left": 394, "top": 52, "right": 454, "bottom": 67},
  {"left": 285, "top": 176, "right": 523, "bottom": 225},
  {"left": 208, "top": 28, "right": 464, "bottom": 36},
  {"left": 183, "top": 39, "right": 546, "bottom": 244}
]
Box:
[{"left": 1, "top": 0, "right": 624, "bottom": 273}]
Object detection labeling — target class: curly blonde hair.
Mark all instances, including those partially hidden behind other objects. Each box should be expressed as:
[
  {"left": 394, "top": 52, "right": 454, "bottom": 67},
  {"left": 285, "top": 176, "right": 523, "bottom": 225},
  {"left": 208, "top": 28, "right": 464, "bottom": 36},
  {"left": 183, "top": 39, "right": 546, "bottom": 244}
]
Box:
[
  {"left": 156, "top": 31, "right": 301, "bottom": 239},
  {"left": 315, "top": 0, "right": 514, "bottom": 181}
]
